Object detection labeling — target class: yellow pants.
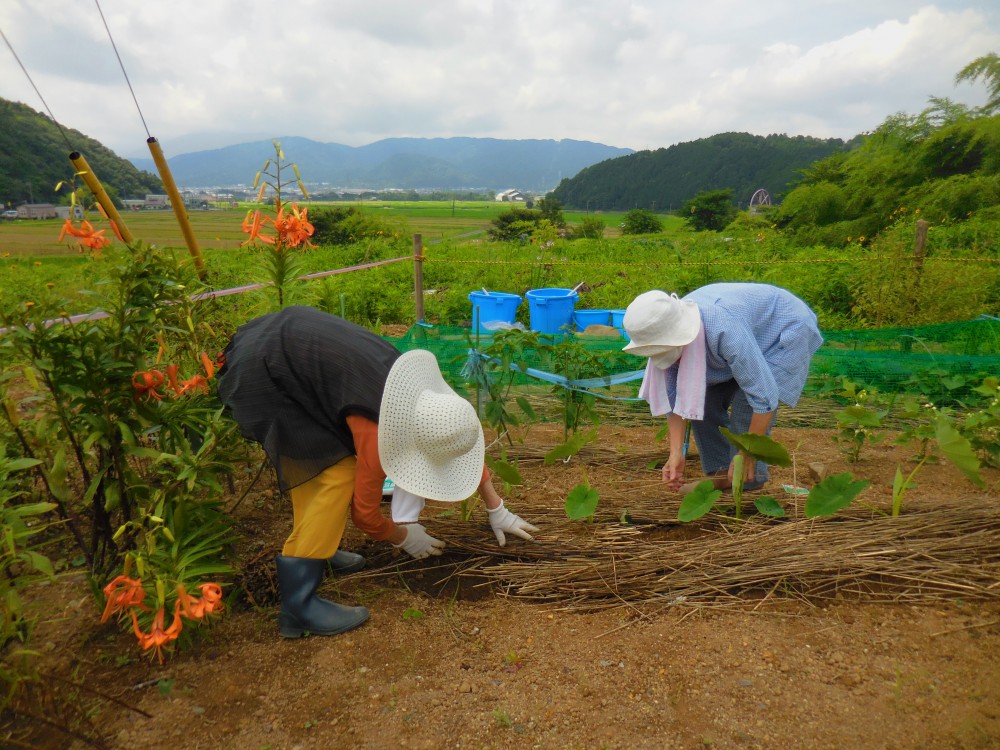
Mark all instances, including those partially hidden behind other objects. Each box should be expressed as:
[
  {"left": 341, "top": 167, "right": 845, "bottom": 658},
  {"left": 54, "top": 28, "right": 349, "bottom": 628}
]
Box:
[{"left": 283, "top": 456, "right": 356, "bottom": 558}]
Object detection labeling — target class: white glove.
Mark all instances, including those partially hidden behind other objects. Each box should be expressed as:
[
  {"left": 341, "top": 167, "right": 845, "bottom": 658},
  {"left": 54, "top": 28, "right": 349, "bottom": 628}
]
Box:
[
  {"left": 487, "top": 502, "right": 539, "bottom": 547},
  {"left": 393, "top": 523, "right": 445, "bottom": 559}
]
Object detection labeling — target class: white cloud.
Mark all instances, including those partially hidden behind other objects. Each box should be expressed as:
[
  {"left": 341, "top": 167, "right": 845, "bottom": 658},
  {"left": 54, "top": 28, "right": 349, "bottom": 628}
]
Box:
[{"left": 1, "top": 1, "right": 998, "bottom": 156}]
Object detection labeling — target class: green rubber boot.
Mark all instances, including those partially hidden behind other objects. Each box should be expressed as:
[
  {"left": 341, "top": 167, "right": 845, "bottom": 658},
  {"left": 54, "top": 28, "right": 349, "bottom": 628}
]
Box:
[
  {"left": 327, "top": 549, "right": 366, "bottom": 574},
  {"left": 275, "top": 555, "right": 370, "bottom": 638}
]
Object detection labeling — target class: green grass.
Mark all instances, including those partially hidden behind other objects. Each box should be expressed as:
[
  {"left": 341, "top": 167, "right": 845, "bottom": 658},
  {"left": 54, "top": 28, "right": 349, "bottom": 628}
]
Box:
[{"left": 0, "top": 201, "right": 651, "bottom": 259}]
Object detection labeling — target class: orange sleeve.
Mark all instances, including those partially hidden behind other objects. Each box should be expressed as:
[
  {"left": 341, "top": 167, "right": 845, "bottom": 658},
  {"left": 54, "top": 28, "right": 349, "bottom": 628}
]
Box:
[{"left": 345, "top": 415, "right": 396, "bottom": 541}]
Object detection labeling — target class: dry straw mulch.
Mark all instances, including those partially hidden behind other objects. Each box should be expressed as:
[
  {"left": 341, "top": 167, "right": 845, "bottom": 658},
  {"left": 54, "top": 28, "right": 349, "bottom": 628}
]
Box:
[{"left": 359, "top": 492, "right": 1000, "bottom": 613}]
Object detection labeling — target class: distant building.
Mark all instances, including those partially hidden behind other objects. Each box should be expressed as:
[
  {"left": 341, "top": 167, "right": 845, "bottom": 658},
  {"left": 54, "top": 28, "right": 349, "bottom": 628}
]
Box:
[
  {"left": 495, "top": 189, "right": 526, "bottom": 202},
  {"left": 123, "top": 199, "right": 145, "bottom": 211},
  {"left": 54, "top": 205, "right": 85, "bottom": 220},
  {"left": 144, "top": 194, "right": 171, "bottom": 209},
  {"left": 16, "top": 203, "right": 58, "bottom": 219}
]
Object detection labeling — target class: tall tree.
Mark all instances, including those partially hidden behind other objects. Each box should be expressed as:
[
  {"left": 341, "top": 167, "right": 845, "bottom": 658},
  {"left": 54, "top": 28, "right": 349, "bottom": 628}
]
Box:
[{"left": 956, "top": 52, "right": 1000, "bottom": 115}]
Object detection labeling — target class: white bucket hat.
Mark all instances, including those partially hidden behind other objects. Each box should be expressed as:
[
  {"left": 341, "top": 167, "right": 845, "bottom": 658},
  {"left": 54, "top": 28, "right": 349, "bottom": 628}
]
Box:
[
  {"left": 378, "top": 350, "right": 484, "bottom": 501},
  {"left": 621, "top": 290, "right": 701, "bottom": 354}
]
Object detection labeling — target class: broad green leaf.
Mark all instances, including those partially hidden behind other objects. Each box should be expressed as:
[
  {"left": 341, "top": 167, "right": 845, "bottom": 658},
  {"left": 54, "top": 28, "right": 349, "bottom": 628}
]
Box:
[
  {"left": 565, "top": 483, "right": 599, "bottom": 520},
  {"left": 719, "top": 428, "right": 791, "bottom": 467},
  {"left": 934, "top": 417, "right": 985, "bottom": 488},
  {"left": 805, "top": 473, "right": 870, "bottom": 518},
  {"left": 753, "top": 496, "right": 786, "bottom": 517},
  {"left": 544, "top": 429, "right": 597, "bottom": 465},
  {"left": 515, "top": 396, "right": 536, "bottom": 420},
  {"left": 485, "top": 455, "right": 523, "bottom": 486},
  {"left": 21, "top": 551, "right": 54, "bottom": 577},
  {"left": 678, "top": 480, "right": 722, "bottom": 522},
  {"left": 836, "top": 404, "right": 883, "bottom": 427}
]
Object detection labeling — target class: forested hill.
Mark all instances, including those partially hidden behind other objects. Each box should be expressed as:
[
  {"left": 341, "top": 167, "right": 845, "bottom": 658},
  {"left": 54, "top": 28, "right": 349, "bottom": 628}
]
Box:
[
  {"left": 0, "top": 98, "right": 163, "bottom": 207},
  {"left": 549, "top": 132, "right": 853, "bottom": 211}
]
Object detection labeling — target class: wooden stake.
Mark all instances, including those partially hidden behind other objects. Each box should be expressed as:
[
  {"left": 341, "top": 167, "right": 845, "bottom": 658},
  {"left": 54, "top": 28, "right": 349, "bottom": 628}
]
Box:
[
  {"left": 68, "top": 152, "right": 135, "bottom": 243},
  {"left": 413, "top": 233, "right": 425, "bottom": 323},
  {"left": 146, "top": 137, "right": 206, "bottom": 279}
]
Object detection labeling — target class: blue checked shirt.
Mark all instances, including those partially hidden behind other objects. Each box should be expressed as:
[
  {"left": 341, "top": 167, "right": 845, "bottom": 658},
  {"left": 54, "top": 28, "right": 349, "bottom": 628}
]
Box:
[{"left": 665, "top": 283, "right": 823, "bottom": 413}]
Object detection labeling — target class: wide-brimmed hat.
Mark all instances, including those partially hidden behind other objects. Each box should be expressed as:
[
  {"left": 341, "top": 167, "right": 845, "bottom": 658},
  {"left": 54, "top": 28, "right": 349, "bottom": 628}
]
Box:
[
  {"left": 379, "top": 350, "right": 484, "bottom": 501},
  {"left": 621, "top": 290, "right": 701, "bottom": 354}
]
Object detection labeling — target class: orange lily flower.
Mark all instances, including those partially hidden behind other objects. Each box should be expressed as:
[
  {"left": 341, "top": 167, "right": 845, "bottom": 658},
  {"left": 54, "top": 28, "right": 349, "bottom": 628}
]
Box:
[
  {"left": 165, "top": 363, "right": 180, "bottom": 393},
  {"left": 100, "top": 575, "right": 149, "bottom": 623},
  {"left": 275, "top": 204, "right": 315, "bottom": 248},
  {"left": 132, "top": 369, "right": 167, "bottom": 401},
  {"left": 241, "top": 209, "right": 274, "bottom": 245},
  {"left": 200, "top": 352, "right": 215, "bottom": 379},
  {"left": 176, "top": 582, "right": 225, "bottom": 620},
  {"left": 177, "top": 374, "right": 209, "bottom": 395},
  {"left": 57, "top": 219, "right": 111, "bottom": 252},
  {"left": 131, "top": 606, "right": 184, "bottom": 664}
]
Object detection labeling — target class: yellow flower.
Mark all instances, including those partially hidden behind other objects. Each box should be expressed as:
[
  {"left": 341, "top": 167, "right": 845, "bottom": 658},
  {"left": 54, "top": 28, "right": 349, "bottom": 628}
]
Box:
[{"left": 24, "top": 301, "right": 34, "bottom": 308}]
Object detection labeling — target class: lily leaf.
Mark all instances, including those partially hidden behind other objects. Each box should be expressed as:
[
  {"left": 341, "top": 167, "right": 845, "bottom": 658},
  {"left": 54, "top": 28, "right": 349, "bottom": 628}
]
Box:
[
  {"left": 719, "top": 428, "right": 791, "bottom": 467},
  {"left": 805, "top": 473, "right": 870, "bottom": 518},
  {"left": 678, "top": 480, "right": 722, "bottom": 522}
]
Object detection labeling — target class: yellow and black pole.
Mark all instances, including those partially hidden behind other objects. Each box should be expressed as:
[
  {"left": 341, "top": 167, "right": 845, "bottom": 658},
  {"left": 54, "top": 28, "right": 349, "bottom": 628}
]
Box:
[
  {"left": 68, "top": 151, "right": 135, "bottom": 244},
  {"left": 146, "top": 137, "right": 206, "bottom": 279}
]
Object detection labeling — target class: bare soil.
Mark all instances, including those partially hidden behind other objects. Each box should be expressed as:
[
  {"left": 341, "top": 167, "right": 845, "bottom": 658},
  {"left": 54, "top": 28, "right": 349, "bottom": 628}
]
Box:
[{"left": 12, "top": 423, "right": 1000, "bottom": 750}]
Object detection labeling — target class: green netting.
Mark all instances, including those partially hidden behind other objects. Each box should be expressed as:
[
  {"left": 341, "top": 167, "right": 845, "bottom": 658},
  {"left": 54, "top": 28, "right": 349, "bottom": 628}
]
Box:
[{"left": 386, "top": 316, "right": 1000, "bottom": 407}]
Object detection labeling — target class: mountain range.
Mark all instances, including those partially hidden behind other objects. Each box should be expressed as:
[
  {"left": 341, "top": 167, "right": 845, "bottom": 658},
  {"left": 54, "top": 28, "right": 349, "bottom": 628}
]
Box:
[
  {"left": 127, "top": 136, "right": 635, "bottom": 191},
  {"left": 2, "top": 95, "right": 855, "bottom": 210}
]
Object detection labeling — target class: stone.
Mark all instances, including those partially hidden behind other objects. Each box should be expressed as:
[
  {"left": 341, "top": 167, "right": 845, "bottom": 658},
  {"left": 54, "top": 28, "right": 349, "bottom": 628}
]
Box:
[{"left": 808, "top": 462, "right": 829, "bottom": 483}]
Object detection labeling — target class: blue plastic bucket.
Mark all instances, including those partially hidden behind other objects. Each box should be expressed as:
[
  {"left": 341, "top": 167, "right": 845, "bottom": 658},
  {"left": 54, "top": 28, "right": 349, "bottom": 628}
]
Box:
[
  {"left": 526, "top": 288, "right": 578, "bottom": 334},
  {"left": 468, "top": 291, "right": 522, "bottom": 334},
  {"left": 574, "top": 309, "right": 610, "bottom": 331},
  {"left": 610, "top": 308, "right": 628, "bottom": 340}
]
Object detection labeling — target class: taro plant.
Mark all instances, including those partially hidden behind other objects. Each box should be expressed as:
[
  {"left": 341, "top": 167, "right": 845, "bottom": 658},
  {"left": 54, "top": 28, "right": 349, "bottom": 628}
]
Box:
[
  {"left": 677, "top": 429, "right": 791, "bottom": 522},
  {"left": 804, "top": 473, "right": 871, "bottom": 518},
  {"left": 565, "top": 471, "right": 600, "bottom": 522}
]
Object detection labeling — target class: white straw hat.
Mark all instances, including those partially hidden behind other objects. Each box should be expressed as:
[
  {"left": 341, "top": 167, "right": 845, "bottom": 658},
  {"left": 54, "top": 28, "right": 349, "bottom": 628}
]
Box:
[
  {"left": 622, "top": 290, "right": 701, "bottom": 353},
  {"left": 379, "top": 350, "right": 484, "bottom": 501}
]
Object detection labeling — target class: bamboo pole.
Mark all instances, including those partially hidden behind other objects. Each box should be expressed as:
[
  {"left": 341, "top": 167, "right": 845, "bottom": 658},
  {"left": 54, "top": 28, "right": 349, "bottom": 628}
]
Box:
[
  {"left": 146, "top": 137, "right": 206, "bottom": 279},
  {"left": 68, "top": 152, "right": 135, "bottom": 244},
  {"left": 413, "top": 233, "right": 425, "bottom": 323}
]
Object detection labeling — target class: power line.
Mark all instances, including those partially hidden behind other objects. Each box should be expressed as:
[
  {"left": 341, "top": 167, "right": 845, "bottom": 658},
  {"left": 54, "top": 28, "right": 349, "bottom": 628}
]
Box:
[
  {"left": 93, "top": 0, "right": 151, "bottom": 139},
  {"left": 0, "top": 25, "right": 75, "bottom": 151}
]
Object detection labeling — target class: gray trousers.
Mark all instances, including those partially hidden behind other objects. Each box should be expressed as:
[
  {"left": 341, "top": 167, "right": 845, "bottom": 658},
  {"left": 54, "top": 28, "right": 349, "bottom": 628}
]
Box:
[{"left": 691, "top": 379, "right": 777, "bottom": 484}]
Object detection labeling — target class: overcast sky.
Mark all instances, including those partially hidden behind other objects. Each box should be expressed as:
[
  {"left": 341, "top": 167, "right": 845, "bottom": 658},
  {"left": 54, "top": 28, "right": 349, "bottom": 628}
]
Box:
[{"left": 2, "top": 1, "right": 999, "bottom": 159}]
